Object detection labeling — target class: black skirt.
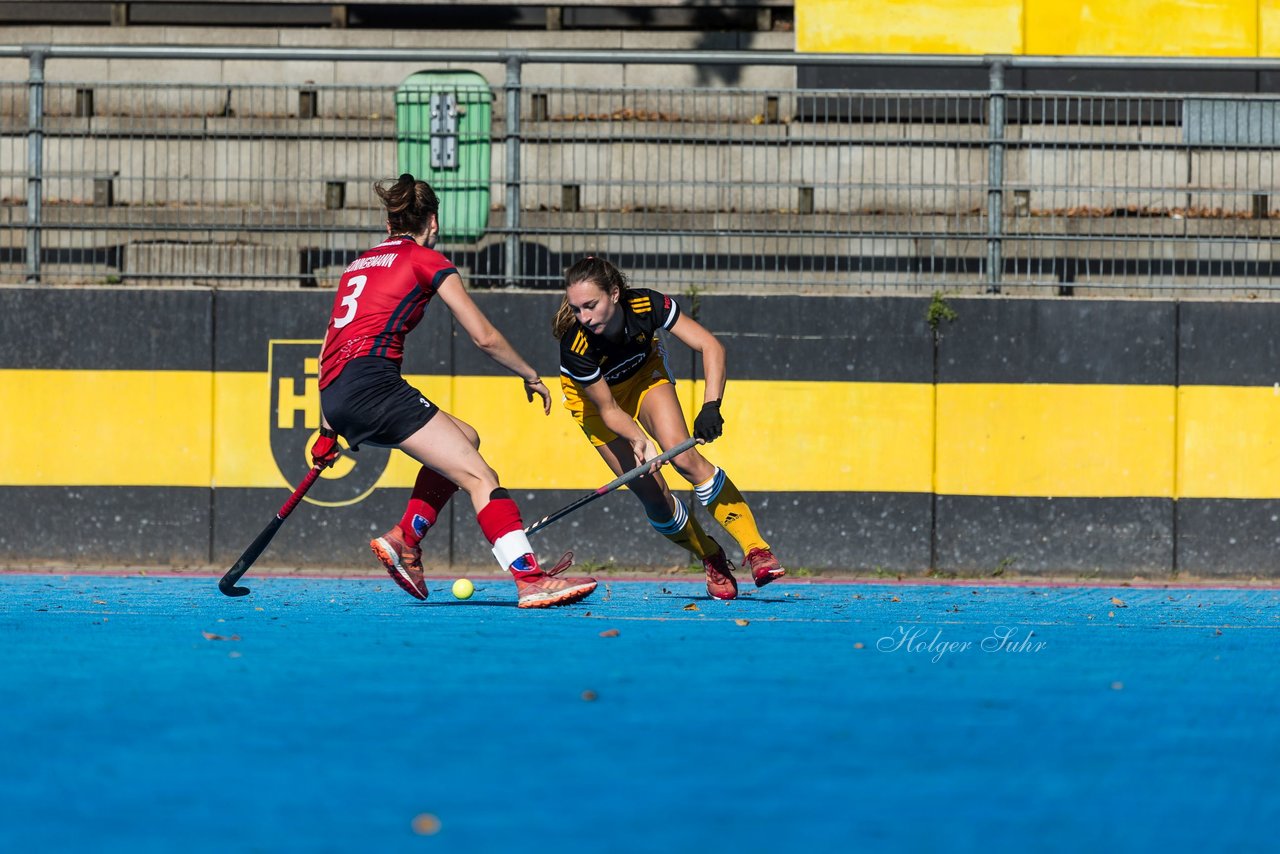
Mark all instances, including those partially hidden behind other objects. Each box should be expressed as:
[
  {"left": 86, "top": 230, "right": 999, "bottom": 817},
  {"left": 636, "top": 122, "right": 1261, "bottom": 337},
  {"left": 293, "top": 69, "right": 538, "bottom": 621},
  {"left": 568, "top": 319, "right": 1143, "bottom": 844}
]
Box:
[{"left": 320, "top": 356, "right": 438, "bottom": 449}]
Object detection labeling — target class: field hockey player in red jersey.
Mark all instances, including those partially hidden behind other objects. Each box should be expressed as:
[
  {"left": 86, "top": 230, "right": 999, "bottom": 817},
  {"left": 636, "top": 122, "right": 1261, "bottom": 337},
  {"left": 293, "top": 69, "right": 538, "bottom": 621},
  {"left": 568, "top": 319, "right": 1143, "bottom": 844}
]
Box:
[
  {"left": 311, "top": 173, "right": 596, "bottom": 608},
  {"left": 553, "top": 255, "right": 786, "bottom": 600}
]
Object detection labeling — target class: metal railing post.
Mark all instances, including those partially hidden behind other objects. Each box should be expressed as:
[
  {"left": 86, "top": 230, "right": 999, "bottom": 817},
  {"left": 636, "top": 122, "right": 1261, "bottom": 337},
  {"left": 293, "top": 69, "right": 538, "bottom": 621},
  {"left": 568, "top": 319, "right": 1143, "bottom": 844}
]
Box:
[
  {"left": 504, "top": 55, "right": 522, "bottom": 287},
  {"left": 986, "top": 57, "right": 1007, "bottom": 294},
  {"left": 25, "top": 47, "right": 46, "bottom": 283}
]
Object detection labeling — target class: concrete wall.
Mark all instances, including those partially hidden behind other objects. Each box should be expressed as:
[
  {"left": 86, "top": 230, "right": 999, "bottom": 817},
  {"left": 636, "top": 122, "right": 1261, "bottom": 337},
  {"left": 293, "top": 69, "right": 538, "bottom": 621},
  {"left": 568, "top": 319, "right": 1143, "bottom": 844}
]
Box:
[{"left": 2, "top": 285, "right": 1279, "bottom": 578}]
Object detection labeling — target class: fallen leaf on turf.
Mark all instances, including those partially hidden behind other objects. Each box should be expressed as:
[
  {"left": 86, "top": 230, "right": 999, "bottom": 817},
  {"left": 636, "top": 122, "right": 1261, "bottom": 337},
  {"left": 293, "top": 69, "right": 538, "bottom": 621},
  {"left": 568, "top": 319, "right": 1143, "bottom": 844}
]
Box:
[
  {"left": 599, "top": 628, "right": 620, "bottom": 638},
  {"left": 581, "top": 690, "right": 598, "bottom": 702},
  {"left": 735, "top": 619, "right": 749, "bottom": 626},
  {"left": 891, "top": 596, "right": 901, "bottom": 602},
  {"left": 201, "top": 631, "right": 240, "bottom": 641},
  {"left": 93, "top": 600, "right": 106, "bottom": 605},
  {"left": 1110, "top": 681, "right": 1124, "bottom": 691},
  {"left": 854, "top": 642, "right": 865, "bottom": 649},
  {"left": 683, "top": 603, "right": 699, "bottom": 611},
  {"left": 1110, "top": 596, "right": 1127, "bottom": 608},
  {"left": 411, "top": 814, "right": 441, "bottom": 835}
]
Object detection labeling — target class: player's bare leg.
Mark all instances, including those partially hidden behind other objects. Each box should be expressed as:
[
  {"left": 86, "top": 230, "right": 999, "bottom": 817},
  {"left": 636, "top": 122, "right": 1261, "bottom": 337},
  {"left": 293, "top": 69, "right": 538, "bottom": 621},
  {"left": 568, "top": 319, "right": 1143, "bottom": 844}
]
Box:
[
  {"left": 596, "top": 433, "right": 737, "bottom": 599},
  {"left": 638, "top": 385, "right": 785, "bottom": 588},
  {"left": 394, "top": 412, "right": 595, "bottom": 607}
]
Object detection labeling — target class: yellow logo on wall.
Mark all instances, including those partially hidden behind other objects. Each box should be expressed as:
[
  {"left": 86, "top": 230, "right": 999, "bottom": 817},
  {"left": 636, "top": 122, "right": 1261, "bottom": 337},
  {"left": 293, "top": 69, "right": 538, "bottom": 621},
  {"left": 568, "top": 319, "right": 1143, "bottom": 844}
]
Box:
[{"left": 268, "top": 340, "right": 388, "bottom": 507}]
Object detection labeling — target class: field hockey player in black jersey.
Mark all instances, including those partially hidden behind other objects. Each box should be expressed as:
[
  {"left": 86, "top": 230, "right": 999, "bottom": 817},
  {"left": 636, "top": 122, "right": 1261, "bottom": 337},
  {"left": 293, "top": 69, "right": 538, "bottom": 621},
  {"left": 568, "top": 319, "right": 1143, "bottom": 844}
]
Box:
[{"left": 552, "top": 256, "right": 786, "bottom": 599}]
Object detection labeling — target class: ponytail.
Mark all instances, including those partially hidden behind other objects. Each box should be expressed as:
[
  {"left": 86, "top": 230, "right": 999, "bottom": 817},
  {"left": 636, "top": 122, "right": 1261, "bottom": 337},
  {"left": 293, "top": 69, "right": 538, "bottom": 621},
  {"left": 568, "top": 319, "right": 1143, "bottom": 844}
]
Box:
[{"left": 374, "top": 172, "right": 440, "bottom": 236}]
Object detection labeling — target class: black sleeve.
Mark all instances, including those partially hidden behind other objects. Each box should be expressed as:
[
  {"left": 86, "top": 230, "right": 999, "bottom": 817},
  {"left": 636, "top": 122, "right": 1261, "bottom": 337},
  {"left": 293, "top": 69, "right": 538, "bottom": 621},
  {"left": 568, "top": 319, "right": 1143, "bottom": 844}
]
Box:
[
  {"left": 629, "top": 288, "right": 681, "bottom": 335},
  {"left": 559, "top": 327, "right": 602, "bottom": 383}
]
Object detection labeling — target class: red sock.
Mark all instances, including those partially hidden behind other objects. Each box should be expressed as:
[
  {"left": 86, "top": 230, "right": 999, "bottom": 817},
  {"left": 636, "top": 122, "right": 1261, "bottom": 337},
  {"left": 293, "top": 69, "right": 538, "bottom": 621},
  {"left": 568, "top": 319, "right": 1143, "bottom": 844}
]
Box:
[
  {"left": 399, "top": 466, "right": 460, "bottom": 548},
  {"left": 477, "top": 497, "right": 539, "bottom": 576},
  {"left": 476, "top": 497, "right": 523, "bottom": 544}
]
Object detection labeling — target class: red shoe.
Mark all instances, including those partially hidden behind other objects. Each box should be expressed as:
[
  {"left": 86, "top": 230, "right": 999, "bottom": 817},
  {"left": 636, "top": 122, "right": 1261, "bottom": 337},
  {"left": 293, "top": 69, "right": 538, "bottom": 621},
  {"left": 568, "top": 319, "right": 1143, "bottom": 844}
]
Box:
[
  {"left": 512, "top": 551, "right": 597, "bottom": 609},
  {"left": 745, "top": 547, "right": 786, "bottom": 588},
  {"left": 703, "top": 545, "right": 739, "bottom": 600},
  {"left": 370, "top": 526, "right": 428, "bottom": 601}
]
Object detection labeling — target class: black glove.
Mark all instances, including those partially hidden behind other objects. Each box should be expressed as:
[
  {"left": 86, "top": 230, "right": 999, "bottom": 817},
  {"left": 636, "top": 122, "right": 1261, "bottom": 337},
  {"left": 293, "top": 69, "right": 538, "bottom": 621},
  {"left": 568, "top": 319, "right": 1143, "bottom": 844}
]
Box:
[
  {"left": 311, "top": 426, "right": 340, "bottom": 468},
  {"left": 693, "top": 401, "right": 724, "bottom": 443}
]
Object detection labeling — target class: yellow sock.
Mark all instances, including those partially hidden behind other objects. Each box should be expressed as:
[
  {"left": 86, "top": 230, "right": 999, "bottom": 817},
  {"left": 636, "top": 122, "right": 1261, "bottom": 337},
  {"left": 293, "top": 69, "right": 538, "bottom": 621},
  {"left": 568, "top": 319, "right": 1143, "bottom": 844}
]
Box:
[
  {"left": 694, "top": 468, "right": 768, "bottom": 554},
  {"left": 647, "top": 496, "right": 718, "bottom": 559}
]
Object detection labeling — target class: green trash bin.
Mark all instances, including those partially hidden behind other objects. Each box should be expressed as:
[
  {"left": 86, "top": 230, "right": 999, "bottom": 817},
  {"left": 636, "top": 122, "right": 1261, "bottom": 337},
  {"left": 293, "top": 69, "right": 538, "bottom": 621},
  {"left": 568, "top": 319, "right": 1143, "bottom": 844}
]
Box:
[{"left": 395, "top": 70, "right": 493, "bottom": 243}]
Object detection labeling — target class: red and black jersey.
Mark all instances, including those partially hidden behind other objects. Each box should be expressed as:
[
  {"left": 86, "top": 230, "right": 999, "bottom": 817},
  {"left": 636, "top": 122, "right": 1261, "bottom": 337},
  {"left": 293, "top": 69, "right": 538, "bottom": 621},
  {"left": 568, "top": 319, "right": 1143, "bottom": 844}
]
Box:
[
  {"left": 318, "top": 237, "right": 457, "bottom": 389},
  {"left": 558, "top": 288, "right": 681, "bottom": 386}
]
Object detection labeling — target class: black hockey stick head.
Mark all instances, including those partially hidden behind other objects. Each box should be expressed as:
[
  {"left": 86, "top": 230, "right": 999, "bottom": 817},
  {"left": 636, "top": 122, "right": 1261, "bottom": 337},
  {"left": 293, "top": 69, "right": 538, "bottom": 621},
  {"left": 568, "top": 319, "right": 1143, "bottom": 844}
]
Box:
[
  {"left": 218, "top": 574, "right": 251, "bottom": 597},
  {"left": 218, "top": 515, "right": 286, "bottom": 597}
]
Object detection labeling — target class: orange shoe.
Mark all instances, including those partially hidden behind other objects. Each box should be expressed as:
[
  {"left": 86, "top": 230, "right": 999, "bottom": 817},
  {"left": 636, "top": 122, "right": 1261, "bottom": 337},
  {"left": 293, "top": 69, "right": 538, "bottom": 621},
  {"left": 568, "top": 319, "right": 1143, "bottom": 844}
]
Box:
[
  {"left": 512, "top": 552, "right": 597, "bottom": 609},
  {"left": 745, "top": 547, "right": 786, "bottom": 588},
  {"left": 703, "top": 545, "right": 739, "bottom": 600},
  {"left": 370, "top": 526, "right": 428, "bottom": 601}
]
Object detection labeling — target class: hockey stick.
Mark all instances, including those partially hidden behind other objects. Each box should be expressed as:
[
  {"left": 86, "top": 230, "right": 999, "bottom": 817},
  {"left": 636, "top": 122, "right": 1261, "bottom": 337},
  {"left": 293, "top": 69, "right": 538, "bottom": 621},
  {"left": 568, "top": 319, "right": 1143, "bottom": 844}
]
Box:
[
  {"left": 218, "top": 463, "right": 327, "bottom": 597},
  {"left": 524, "top": 437, "right": 700, "bottom": 537}
]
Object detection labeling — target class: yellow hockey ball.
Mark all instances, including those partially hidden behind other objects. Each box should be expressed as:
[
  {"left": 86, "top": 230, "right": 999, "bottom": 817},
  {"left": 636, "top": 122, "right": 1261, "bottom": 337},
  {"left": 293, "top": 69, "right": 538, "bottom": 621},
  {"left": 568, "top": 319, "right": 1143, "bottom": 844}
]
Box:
[{"left": 452, "top": 578, "right": 475, "bottom": 600}]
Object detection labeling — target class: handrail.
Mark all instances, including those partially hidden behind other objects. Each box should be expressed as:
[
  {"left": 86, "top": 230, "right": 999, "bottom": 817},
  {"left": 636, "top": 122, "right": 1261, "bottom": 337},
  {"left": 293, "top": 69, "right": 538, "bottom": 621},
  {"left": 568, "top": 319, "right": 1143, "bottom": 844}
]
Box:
[{"left": 7, "top": 45, "right": 1280, "bottom": 70}]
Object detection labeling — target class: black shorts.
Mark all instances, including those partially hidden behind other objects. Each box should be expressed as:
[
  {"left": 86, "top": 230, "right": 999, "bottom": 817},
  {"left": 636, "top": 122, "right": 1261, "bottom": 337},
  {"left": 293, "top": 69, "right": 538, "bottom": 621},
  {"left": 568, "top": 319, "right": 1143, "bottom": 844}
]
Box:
[{"left": 320, "top": 356, "right": 439, "bottom": 449}]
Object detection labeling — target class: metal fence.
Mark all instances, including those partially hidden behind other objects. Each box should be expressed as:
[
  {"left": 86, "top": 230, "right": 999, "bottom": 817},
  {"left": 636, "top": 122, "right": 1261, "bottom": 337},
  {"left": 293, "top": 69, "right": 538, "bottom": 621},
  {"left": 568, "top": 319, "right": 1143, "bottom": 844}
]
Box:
[{"left": 3, "top": 47, "right": 1280, "bottom": 296}]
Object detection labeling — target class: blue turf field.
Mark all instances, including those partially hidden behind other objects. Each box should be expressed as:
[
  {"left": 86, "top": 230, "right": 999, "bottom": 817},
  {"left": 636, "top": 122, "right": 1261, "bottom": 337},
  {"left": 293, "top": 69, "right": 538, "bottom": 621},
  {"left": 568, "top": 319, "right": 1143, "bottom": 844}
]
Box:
[{"left": 2, "top": 574, "right": 1277, "bottom": 852}]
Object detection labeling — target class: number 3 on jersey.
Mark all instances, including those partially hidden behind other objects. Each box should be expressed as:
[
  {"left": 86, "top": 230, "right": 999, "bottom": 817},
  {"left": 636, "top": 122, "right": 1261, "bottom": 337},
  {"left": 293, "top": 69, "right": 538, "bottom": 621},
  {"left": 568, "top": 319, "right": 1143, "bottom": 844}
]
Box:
[{"left": 333, "top": 275, "right": 367, "bottom": 328}]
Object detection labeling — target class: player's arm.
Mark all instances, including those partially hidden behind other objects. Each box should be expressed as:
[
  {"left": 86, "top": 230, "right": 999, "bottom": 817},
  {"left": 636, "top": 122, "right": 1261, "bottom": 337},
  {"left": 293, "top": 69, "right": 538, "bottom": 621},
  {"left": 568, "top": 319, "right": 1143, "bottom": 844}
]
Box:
[
  {"left": 580, "top": 377, "right": 658, "bottom": 468},
  {"left": 311, "top": 326, "right": 339, "bottom": 467},
  {"left": 317, "top": 326, "right": 335, "bottom": 432},
  {"left": 435, "top": 272, "right": 551, "bottom": 414},
  {"left": 668, "top": 313, "right": 727, "bottom": 442}
]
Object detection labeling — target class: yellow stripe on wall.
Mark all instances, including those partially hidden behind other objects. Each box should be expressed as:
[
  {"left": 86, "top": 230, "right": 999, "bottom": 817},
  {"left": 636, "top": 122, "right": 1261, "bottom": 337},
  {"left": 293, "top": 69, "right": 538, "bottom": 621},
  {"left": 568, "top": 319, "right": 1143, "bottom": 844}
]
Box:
[
  {"left": 15, "top": 370, "right": 1280, "bottom": 500},
  {"left": 936, "top": 384, "right": 1176, "bottom": 497},
  {"left": 1178, "top": 385, "right": 1280, "bottom": 498},
  {"left": 798, "top": 0, "right": 1264, "bottom": 57},
  {"left": 452, "top": 378, "right": 935, "bottom": 493},
  {"left": 1, "top": 370, "right": 212, "bottom": 486},
  {"left": 3, "top": 370, "right": 935, "bottom": 493},
  {"left": 798, "top": 0, "right": 1024, "bottom": 55},
  {"left": 1025, "top": 0, "right": 1257, "bottom": 58},
  {"left": 1262, "top": 0, "right": 1280, "bottom": 55},
  {"left": 702, "top": 380, "right": 936, "bottom": 493}
]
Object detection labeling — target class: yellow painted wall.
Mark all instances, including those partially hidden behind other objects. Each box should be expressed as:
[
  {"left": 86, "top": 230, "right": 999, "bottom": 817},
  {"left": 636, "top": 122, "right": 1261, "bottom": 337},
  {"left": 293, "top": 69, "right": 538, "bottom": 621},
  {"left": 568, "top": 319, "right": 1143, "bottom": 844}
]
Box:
[
  {"left": 6, "top": 368, "right": 1280, "bottom": 500},
  {"left": 0, "top": 370, "right": 214, "bottom": 487},
  {"left": 798, "top": 0, "right": 1023, "bottom": 56},
  {"left": 1025, "top": 0, "right": 1257, "bottom": 57},
  {"left": 799, "top": 0, "right": 1274, "bottom": 57},
  {"left": 935, "top": 384, "right": 1176, "bottom": 497},
  {"left": 1178, "top": 385, "right": 1280, "bottom": 499}
]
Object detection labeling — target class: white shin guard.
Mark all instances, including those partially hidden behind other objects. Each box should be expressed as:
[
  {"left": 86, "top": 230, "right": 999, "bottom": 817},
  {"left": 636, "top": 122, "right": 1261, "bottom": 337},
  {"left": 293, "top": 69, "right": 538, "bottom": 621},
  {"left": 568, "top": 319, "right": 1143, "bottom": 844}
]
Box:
[{"left": 492, "top": 529, "right": 535, "bottom": 571}]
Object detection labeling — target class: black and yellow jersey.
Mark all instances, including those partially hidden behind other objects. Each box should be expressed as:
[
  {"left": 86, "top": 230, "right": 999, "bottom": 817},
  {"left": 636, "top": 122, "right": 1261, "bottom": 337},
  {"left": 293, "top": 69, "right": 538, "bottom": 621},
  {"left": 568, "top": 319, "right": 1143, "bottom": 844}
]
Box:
[{"left": 558, "top": 288, "right": 681, "bottom": 386}]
